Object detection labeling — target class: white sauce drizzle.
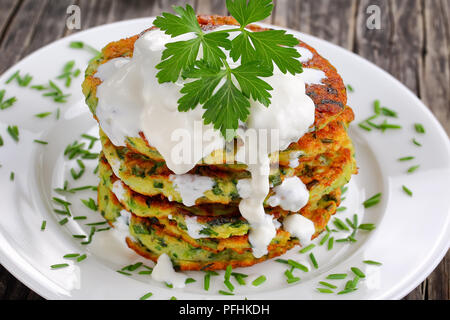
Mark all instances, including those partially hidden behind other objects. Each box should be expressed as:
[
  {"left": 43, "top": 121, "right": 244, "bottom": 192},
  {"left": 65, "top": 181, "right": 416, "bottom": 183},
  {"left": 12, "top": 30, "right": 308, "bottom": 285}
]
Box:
[
  {"left": 95, "top": 27, "right": 319, "bottom": 258},
  {"left": 111, "top": 180, "right": 127, "bottom": 202},
  {"left": 282, "top": 214, "right": 316, "bottom": 245},
  {"left": 169, "top": 174, "right": 214, "bottom": 207},
  {"left": 300, "top": 68, "right": 326, "bottom": 85},
  {"left": 296, "top": 47, "right": 313, "bottom": 63},
  {"left": 151, "top": 253, "right": 187, "bottom": 288},
  {"left": 267, "top": 176, "right": 309, "bottom": 212},
  {"left": 288, "top": 151, "right": 304, "bottom": 169},
  {"left": 184, "top": 215, "right": 209, "bottom": 239}
]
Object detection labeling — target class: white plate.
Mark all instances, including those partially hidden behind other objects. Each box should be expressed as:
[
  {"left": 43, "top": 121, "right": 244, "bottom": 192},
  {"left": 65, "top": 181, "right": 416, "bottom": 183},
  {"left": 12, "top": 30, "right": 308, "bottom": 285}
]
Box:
[{"left": 0, "top": 18, "right": 449, "bottom": 300}]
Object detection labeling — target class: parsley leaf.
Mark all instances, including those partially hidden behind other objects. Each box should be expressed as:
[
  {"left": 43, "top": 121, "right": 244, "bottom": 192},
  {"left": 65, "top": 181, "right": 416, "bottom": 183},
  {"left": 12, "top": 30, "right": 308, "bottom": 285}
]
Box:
[
  {"left": 202, "top": 75, "right": 250, "bottom": 137},
  {"left": 153, "top": 0, "right": 303, "bottom": 138},
  {"left": 153, "top": 5, "right": 201, "bottom": 36},
  {"left": 230, "top": 30, "right": 302, "bottom": 74},
  {"left": 156, "top": 38, "right": 202, "bottom": 83},
  {"left": 231, "top": 62, "right": 273, "bottom": 106},
  {"left": 226, "top": 0, "right": 274, "bottom": 26}
]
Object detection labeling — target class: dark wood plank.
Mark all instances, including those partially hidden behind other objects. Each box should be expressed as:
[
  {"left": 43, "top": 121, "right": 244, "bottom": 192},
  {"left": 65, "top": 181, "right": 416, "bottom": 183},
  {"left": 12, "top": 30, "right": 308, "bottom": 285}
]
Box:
[
  {"left": 419, "top": 0, "right": 450, "bottom": 136},
  {"left": 22, "top": 0, "right": 75, "bottom": 56},
  {"left": 356, "top": 0, "right": 426, "bottom": 301},
  {"left": 0, "top": 0, "right": 21, "bottom": 41},
  {"left": 0, "top": 0, "right": 49, "bottom": 74},
  {"left": 273, "top": 0, "right": 357, "bottom": 50},
  {"left": 419, "top": 0, "right": 450, "bottom": 299},
  {"left": 195, "top": 0, "right": 228, "bottom": 15}
]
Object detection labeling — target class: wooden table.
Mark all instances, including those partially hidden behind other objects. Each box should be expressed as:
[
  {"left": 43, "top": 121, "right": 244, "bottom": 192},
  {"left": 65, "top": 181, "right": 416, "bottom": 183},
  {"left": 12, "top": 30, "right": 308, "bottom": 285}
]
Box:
[{"left": 0, "top": 0, "right": 448, "bottom": 300}]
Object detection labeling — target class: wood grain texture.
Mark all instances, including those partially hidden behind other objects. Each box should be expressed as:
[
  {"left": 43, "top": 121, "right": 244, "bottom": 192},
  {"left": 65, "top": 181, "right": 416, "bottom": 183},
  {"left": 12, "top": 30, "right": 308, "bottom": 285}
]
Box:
[{"left": 0, "top": 0, "right": 448, "bottom": 300}]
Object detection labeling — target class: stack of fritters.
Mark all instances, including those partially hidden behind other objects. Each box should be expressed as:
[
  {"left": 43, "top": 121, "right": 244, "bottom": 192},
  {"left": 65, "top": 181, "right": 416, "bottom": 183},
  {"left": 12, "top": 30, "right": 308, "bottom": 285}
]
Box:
[{"left": 82, "top": 15, "right": 357, "bottom": 271}]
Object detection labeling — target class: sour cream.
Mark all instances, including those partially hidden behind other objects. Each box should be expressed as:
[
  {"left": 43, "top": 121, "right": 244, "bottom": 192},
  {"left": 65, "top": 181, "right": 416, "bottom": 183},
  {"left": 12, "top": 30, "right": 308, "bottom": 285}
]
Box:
[
  {"left": 267, "top": 177, "right": 310, "bottom": 212},
  {"left": 151, "top": 253, "right": 187, "bottom": 288},
  {"left": 95, "top": 27, "right": 318, "bottom": 258},
  {"left": 282, "top": 214, "right": 316, "bottom": 245}
]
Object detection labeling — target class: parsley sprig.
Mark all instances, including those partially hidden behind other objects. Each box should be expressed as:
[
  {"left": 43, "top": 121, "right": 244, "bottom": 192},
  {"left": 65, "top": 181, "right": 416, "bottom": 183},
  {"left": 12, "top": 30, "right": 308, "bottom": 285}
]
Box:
[{"left": 153, "top": 0, "right": 303, "bottom": 138}]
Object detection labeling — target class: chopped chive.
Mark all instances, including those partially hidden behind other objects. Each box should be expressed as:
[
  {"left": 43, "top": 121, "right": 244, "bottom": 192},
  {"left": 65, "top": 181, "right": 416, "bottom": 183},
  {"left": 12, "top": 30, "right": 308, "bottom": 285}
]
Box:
[
  {"left": 363, "top": 193, "right": 382, "bottom": 208},
  {"left": 72, "top": 235, "right": 86, "bottom": 239},
  {"left": 346, "top": 84, "right": 354, "bottom": 92},
  {"left": 128, "top": 262, "right": 143, "bottom": 271},
  {"left": 402, "top": 185, "right": 413, "bottom": 196},
  {"left": 326, "top": 273, "right": 347, "bottom": 280},
  {"left": 6, "top": 71, "right": 20, "bottom": 84},
  {"left": 59, "top": 218, "right": 69, "bottom": 225},
  {"left": 185, "top": 278, "right": 196, "bottom": 284},
  {"left": 363, "top": 260, "right": 383, "bottom": 266},
  {"left": 345, "top": 218, "right": 355, "bottom": 229},
  {"left": 374, "top": 100, "right": 381, "bottom": 115},
  {"left": 319, "top": 281, "right": 337, "bottom": 289},
  {"left": 81, "top": 133, "right": 99, "bottom": 141},
  {"left": 337, "top": 288, "right": 357, "bottom": 295},
  {"left": 358, "top": 224, "right": 376, "bottom": 231},
  {"left": 336, "top": 206, "right": 347, "bottom": 212},
  {"left": 284, "top": 269, "right": 300, "bottom": 284},
  {"left": 299, "top": 244, "right": 315, "bottom": 254},
  {"left": 7, "top": 125, "right": 19, "bottom": 142},
  {"left": 117, "top": 270, "right": 132, "bottom": 276},
  {"left": 10, "top": 172, "right": 14, "bottom": 181},
  {"left": 63, "top": 253, "right": 80, "bottom": 258},
  {"left": 224, "top": 265, "right": 232, "bottom": 282},
  {"left": 53, "top": 209, "right": 70, "bottom": 215},
  {"left": 317, "top": 288, "right": 334, "bottom": 294},
  {"left": 319, "top": 232, "right": 330, "bottom": 246},
  {"left": 85, "top": 221, "right": 107, "bottom": 226},
  {"left": 81, "top": 198, "right": 98, "bottom": 211},
  {"left": 275, "top": 259, "right": 289, "bottom": 265},
  {"left": 218, "top": 290, "right": 234, "bottom": 296},
  {"left": 33, "top": 139, "right": 48, "bottom": 145},
  {"left": 351, "top": 267, "right": 366, "bottom": 278},
  {"left": 51, "top": 263, "right": 69, "bottom": 269},
  {"left": 224, "top": 280, "right": 234, "bottom": 292},
  {"left": 381, "top": 107, "right": 398, "bottom": 118},
  {"left": 231, "top": 272, "right": 247, "bottom": 285},
  {"left": 0, "top": 135, "right": 3, "bottom": 146},
  {"left": 40, "top": 220, "right": 46, "bottom": 231},
  {"left": 52, "top": 197, "right": 71, "bottom": 206},
  {"left": 204, "top": 273, "right": 211, "bottom": 291},
  {"left": 414, "top": 123, "right": 425, "bottom": 134},
  {"left": 379, "top": 123, "right": 402, "bottom": 130},
  {"left": 327, "top": 237, "right": 334, "bottom": 251},
  {"left": 252, "top": 275, "right": 266, "bottom": 286},
  {"left": 138, "top": 271, "right": 152, "bottom": 275},
  {"left": 35, "top": 112, "right": 52, "bottom": 118},
  {"left": 407, "top": 165, "right": 420, "bottom": 174},
  {"left": 63, "top": 60, "right": 75, "bottom": 73},
  {"left": 412, "top": 138, "right": 422, "bottom": 147},
  {"left": 139, "top": 292, "right": 153, "bottom": 300},
  {"left": 165, "top": 282, "right": 173, "bottom": 288},
  {"left": 358, "top": 123, "right": 372, "bottom": 131},
  {"left": 81, "top": 226, "right": 96, "bottom": 245},
  {"left": 0, "top": 97, "right": 17, "bottom": 110},
  {"left": 398, "top": 156, "right": 415, "bottom": 162},
  {"left": 309, "top": 253, "right": 318, "bottom": 269},
  {"left": 56, "top": 108, "right": 60, "bottom": 119},
  {"left": 333, "top": 217, "right": 350, "bottom": 231},
  {"left": 341, "top": 186, "right": 348, "bottom": 194},
  {"left": 170, "top": 296, "right": 177, "bottom": 300},
  {"left": 288, "top": 260, "right": 308, "bottom": 272}
]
